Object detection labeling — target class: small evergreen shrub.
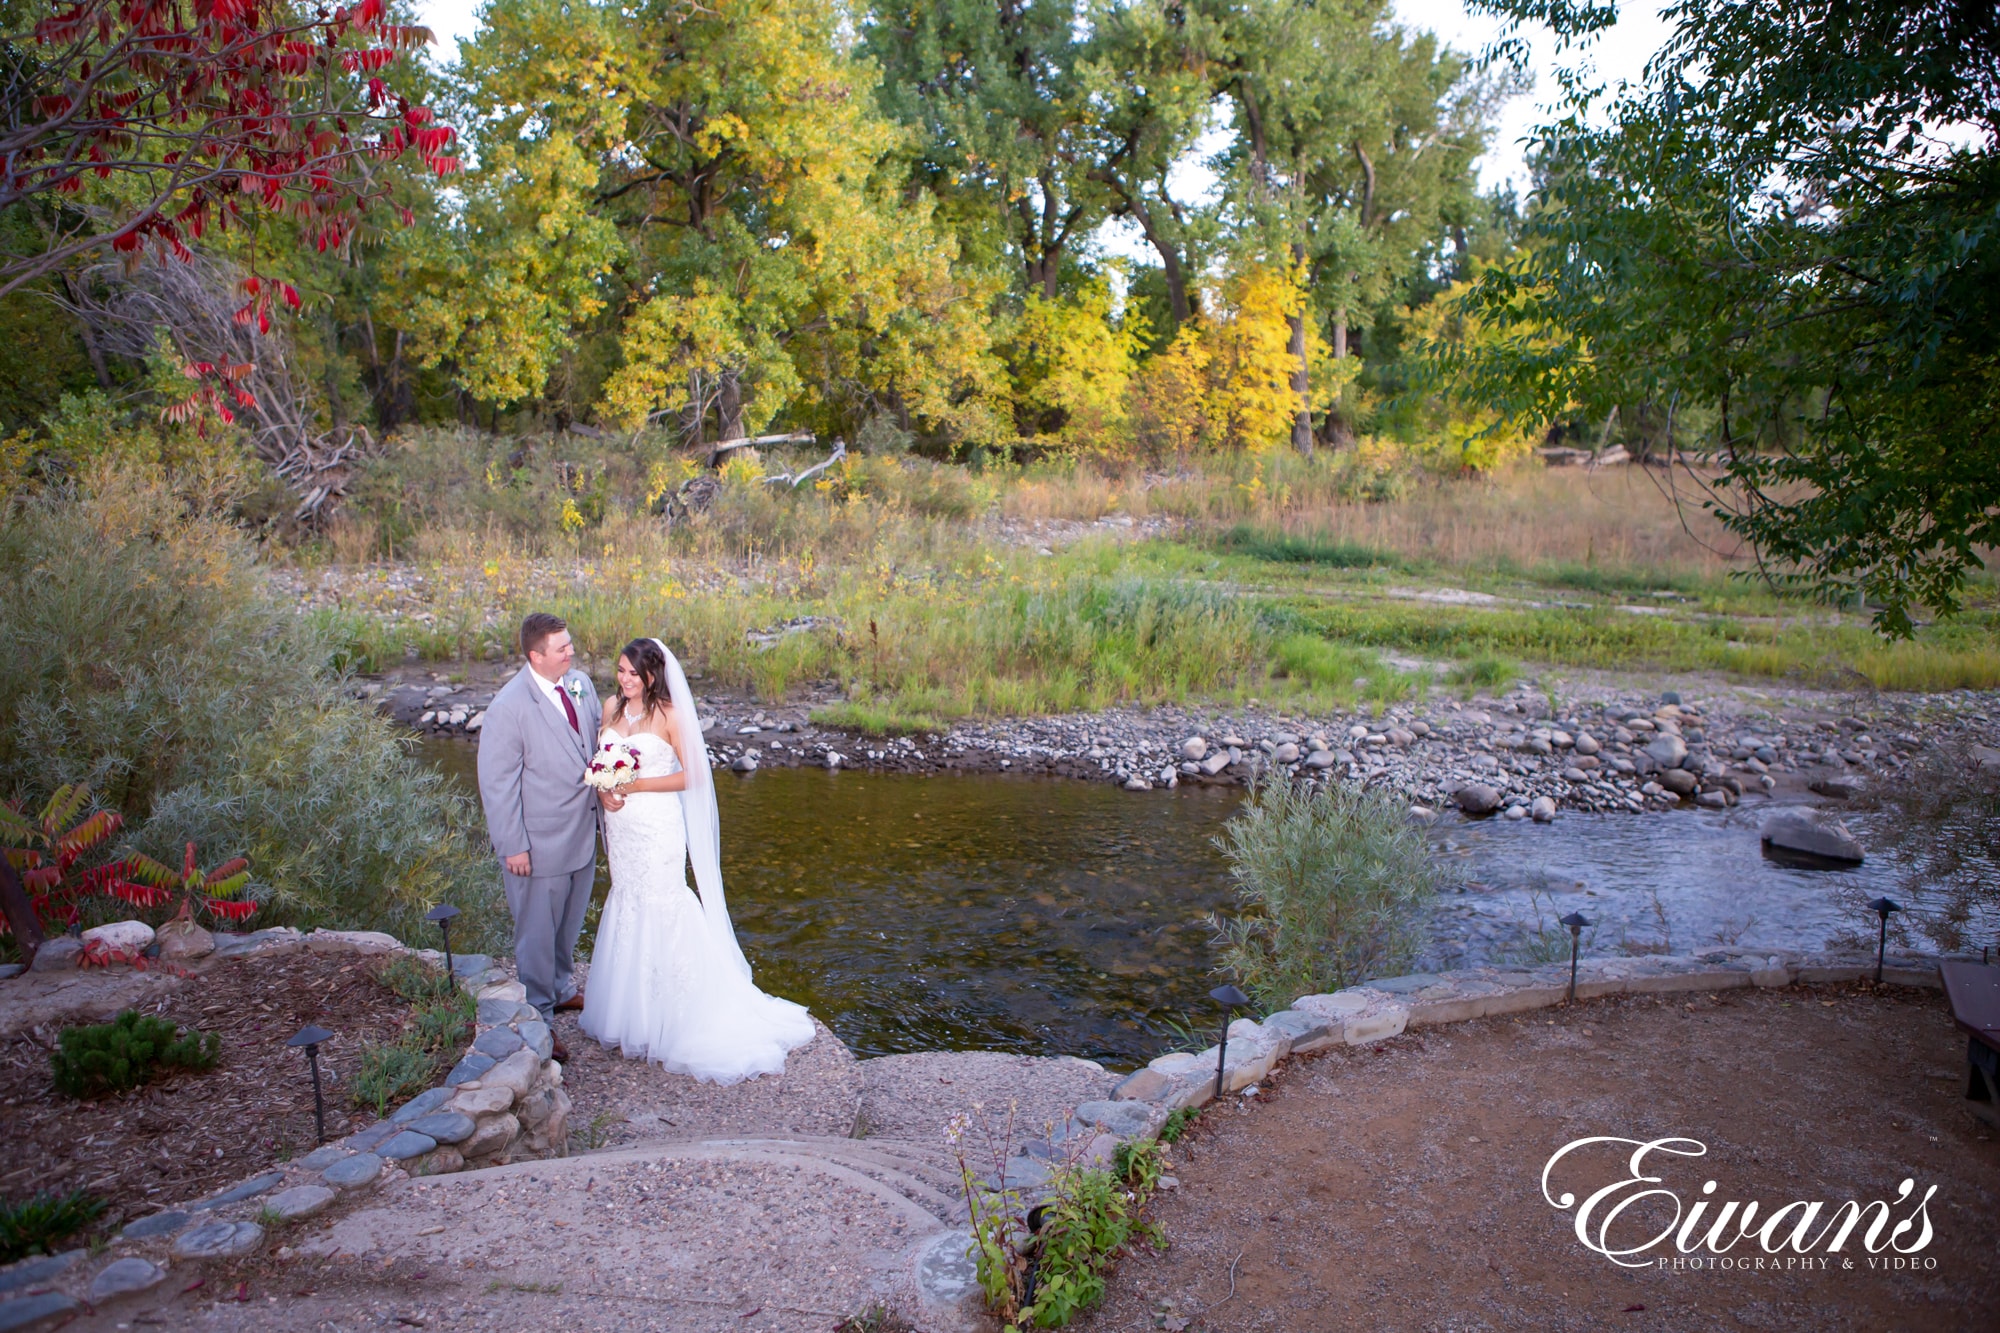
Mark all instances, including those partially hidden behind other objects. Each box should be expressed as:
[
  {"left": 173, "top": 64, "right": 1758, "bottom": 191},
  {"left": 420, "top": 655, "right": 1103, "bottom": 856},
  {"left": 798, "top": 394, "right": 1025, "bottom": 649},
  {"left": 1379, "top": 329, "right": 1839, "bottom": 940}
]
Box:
[
  {"left": 50, "top": 1011, "right": 219, "bottom": 1098},
  {"left": 0, "top": 1189, "right": 106, "bottom": 1263}
]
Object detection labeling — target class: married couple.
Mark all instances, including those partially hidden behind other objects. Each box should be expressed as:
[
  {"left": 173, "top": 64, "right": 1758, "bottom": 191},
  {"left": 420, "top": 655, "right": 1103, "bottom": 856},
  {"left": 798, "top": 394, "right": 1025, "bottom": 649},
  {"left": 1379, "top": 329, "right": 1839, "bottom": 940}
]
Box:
[{"left": 474, "top": 612, "right": 813, "bottom": 1082}]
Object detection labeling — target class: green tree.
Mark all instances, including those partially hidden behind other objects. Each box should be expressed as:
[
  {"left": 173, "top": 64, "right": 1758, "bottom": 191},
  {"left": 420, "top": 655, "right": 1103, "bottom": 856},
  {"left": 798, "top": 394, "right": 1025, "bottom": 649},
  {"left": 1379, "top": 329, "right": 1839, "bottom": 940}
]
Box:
[
  {"left": 1213, "top": 0, "right": 1500, "bottom": 453},
  {"left": 1454, "top": 0, "right": 2000, "bottom": 631}
]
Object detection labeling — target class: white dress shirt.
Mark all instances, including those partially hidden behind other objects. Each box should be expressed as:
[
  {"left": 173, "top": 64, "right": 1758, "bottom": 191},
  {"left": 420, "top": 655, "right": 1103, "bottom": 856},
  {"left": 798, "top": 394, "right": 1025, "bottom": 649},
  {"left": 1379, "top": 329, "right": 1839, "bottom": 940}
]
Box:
[{"left": 529, "top": 666, "right": 577, "bottom": 730}]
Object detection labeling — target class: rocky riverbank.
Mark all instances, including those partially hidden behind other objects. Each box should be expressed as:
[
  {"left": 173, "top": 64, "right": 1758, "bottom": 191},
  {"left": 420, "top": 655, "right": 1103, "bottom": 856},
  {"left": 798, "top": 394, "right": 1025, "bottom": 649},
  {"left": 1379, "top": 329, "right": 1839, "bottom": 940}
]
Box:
[{"left": 362, "top": 660, "right": 1998, "bottom": 817}]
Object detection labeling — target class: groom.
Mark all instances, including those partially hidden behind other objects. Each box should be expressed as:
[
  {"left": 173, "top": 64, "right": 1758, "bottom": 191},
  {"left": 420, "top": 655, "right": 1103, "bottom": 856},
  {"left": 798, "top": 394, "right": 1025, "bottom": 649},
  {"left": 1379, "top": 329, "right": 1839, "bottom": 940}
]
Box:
[{"left": 476, "top": 612, "right": 602, "bottom": 1057}]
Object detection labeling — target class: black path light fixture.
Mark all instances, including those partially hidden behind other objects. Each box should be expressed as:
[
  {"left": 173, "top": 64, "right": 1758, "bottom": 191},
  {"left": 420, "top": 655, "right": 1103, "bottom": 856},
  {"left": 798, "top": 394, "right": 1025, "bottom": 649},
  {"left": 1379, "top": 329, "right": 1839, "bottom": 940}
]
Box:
[
  {"left": 1210, "top": 984, "right": 1250, "bottom": 1100},
  {"left": 287, "top": 1024, "right": 335, "bottom": 1144},
  {"left": 1867, "top": 898, "right": 1902, "bottom": 983},
  {"left": 1560, "top": 912, "right": 1592, "bottom": 1004},
  {"left": 425, "top": 903, "right": 462, "bottom": 980}
]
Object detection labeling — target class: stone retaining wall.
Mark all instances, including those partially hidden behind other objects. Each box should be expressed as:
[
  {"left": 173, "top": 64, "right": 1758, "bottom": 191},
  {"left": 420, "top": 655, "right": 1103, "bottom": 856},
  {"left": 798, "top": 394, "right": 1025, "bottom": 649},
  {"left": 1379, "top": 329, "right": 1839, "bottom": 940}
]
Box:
[
  {"left": 0, "top": 923, "right": 566, "bottom": 1330},
  {"left": 1107, "top": 945, "right": 1956, "bottom": 1114}
]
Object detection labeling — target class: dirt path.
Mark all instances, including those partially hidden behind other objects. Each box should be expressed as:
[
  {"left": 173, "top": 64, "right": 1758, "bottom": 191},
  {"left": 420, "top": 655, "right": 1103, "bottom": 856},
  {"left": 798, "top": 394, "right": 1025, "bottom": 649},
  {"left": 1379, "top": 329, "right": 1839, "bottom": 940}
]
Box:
[{"left": 1085, "top": 984, "right": 1998, "bottom": 1332}]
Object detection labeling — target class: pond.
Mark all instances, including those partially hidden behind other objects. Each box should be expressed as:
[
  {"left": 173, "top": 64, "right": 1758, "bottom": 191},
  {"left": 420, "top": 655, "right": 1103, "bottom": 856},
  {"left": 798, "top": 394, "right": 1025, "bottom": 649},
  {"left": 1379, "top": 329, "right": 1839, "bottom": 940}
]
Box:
[{"left": 419, "top": 741, "right": 1904, "bottom": 1071}]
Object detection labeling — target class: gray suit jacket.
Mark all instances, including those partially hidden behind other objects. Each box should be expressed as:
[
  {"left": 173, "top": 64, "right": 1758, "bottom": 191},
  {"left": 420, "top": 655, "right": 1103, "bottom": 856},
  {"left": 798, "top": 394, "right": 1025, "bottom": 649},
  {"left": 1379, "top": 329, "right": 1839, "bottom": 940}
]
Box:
[{"left": 476, "top": 665, "right": 602, "bottom": 876}]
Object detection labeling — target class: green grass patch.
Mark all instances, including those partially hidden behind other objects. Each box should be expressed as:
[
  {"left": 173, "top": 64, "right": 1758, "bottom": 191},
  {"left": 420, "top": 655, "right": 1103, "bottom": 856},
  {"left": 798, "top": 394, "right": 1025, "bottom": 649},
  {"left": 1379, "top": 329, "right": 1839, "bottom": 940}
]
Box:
[
  {"left": 1448, "top": 653, "right": 1521, "bottom": 693},
  {"left": 810, "top": 700, "right": 950, "bottom": 736},
  {"left": 1216, "top": 525, "right": 1407, "bottom": 570},
  {"left": 0, "top": 1189, "right": 106, "bottom": 1263}
]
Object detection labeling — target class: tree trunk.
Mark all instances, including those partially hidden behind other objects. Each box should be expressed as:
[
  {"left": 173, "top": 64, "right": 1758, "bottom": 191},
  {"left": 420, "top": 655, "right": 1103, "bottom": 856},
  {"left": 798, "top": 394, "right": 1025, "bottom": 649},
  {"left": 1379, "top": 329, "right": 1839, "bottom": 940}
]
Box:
[
  {"left": 1287, "top": 308, "right": 1313, "bottom": 458},
  {"left": 706, "top": 371, "right": 748, "bottom": 465},
  {"left": 1289, "top": 242, "right": 1312, "bottom": 457},
  {"left": 1332, "top": 308, "right": 1348, "bottom": 360}
]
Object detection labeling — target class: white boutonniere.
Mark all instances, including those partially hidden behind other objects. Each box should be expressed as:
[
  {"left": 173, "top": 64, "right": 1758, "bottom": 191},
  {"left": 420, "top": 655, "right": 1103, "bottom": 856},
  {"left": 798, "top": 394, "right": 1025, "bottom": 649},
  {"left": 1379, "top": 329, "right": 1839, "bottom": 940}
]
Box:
[{"left": 561, "top": 674, "right": 586, "bottom": 703}]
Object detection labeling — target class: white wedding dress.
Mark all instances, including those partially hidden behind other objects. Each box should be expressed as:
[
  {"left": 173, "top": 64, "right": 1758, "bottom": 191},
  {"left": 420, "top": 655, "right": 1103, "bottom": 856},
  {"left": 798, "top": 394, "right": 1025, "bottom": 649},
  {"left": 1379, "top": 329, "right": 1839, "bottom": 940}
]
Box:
[{"left": 579, "top": 726, "right": 815, "bottom": 1083}]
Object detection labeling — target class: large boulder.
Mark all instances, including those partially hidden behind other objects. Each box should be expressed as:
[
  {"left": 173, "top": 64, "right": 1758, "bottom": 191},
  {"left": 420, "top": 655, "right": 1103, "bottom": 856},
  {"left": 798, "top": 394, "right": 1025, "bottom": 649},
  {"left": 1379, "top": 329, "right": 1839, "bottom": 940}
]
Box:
[
  {"left": 1644, "top": 734, "right": 1689, "bottom": 769},
  {"left": 1760, "top": 810, "right": 1864, "bottom": 864},
  {"left": 1453, "top": 784, "right": 1502, "bottom": 816}
]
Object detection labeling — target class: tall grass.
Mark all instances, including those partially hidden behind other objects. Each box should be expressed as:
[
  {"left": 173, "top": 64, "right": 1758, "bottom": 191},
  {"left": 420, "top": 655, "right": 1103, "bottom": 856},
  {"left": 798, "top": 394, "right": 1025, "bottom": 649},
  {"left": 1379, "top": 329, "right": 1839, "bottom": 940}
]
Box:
[{"left": 296, "top": 434, "right": 1999, "bottom": 704}]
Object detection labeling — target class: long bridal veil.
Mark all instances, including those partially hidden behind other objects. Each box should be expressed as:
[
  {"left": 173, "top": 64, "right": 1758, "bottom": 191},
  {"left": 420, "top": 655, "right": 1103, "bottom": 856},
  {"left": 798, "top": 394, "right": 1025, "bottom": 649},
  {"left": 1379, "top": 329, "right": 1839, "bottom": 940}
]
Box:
[{"left": 650, "top": 637, "right": 753, "bottom": 981}]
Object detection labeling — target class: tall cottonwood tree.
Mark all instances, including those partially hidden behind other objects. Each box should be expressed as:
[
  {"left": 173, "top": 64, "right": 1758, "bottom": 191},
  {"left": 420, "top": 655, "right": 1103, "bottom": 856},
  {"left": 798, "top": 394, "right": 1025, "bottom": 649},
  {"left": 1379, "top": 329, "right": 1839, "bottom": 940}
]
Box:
[
  {"left": 1211, "top": 0, "right": 1499, "bottom": 452},
  {"left": 403, "top": 0, "right": 998, "bottom": 445}
]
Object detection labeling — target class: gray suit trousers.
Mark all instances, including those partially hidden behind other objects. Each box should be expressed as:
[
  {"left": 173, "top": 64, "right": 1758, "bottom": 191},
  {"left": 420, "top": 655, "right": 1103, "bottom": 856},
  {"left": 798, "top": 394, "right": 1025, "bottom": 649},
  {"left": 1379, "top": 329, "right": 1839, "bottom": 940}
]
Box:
[{"left": 504, "top": 862, "right": 596, "bottom": 1020}]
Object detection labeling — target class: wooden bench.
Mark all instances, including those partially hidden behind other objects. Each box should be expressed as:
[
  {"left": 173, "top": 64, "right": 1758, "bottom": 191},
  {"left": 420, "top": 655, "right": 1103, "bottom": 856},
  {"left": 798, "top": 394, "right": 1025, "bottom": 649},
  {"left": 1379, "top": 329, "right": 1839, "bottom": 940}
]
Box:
[{"left": 1940, "top": 960, "right": 2000, "bottom": 1129}]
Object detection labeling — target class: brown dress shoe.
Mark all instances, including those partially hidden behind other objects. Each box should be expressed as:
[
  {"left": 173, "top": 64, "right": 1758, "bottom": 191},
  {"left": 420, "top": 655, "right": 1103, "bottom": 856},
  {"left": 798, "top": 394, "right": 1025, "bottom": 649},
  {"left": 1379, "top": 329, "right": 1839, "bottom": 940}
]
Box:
[
  {"left": 554, "top": 992, "right": 585, "bottom": 1012},
  {"left": 550, "top": 1035, "right": 570, "bottom": 1062}
]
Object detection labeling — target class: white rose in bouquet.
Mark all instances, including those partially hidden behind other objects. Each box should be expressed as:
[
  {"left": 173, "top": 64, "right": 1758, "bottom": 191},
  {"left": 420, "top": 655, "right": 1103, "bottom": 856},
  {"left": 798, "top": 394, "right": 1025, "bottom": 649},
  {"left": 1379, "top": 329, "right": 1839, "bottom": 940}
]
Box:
[{"left": 585, "top": 739, "right": 643, "bottom": 791}]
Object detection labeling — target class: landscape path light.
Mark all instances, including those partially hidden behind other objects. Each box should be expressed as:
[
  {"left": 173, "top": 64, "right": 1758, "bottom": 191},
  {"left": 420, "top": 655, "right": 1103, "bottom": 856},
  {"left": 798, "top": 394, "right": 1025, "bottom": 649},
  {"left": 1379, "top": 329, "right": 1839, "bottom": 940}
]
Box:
[
  {"left": 425, "top": 903, "right": 462, "bottom": 980},
  {"left": 287, "top": 1024, "right": 335, "bottom": 1144},
  {"left": 1868, "top": 898, "right": 1902, "bottom": 983},
  {"left": 1210, "top": 984, "right": 1250, "bottom": 1101},
  {"left": 1560, "top": 912, "right": 1592, "bottom": 1004}
]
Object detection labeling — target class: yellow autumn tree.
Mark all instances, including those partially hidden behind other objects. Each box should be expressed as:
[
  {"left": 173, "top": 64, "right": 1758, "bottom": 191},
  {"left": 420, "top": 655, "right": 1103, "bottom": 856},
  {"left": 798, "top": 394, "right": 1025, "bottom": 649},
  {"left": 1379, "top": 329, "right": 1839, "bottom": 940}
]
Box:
[
  {"left": 1403, "top": 273, "right": 1541, "bottom": 471},
  {"left": 1006, "top": 282, "right": 1148, "bottom": 453}
]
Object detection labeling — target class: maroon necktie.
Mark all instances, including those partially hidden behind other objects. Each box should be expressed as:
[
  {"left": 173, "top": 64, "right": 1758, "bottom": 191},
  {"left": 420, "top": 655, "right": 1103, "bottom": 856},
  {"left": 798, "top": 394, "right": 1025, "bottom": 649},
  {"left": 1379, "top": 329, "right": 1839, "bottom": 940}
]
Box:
[{"left": 559, "top": 684, "right": 579, "bottom": 733}]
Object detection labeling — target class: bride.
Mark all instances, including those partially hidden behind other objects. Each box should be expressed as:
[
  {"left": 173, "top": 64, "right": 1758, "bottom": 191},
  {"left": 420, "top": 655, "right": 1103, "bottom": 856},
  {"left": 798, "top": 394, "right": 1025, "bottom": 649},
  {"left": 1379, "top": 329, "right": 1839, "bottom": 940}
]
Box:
[{"left": 579, "top": 636, "right": 815, "bottom": 1083}]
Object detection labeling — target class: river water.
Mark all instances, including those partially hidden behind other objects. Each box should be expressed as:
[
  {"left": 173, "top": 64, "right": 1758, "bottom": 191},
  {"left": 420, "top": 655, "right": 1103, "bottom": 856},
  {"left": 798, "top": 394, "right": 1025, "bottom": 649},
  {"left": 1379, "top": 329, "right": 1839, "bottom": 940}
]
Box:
[{"left": 419, "top": 741, "right": 1903, "bottom": 1069}]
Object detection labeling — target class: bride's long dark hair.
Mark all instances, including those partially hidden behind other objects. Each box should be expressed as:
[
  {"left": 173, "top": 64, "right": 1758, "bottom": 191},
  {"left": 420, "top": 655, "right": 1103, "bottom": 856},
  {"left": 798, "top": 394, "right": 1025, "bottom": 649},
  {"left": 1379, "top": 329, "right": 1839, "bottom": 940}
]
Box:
[{"left": 618, "top": 638, "right": 672, "bottom": 719}]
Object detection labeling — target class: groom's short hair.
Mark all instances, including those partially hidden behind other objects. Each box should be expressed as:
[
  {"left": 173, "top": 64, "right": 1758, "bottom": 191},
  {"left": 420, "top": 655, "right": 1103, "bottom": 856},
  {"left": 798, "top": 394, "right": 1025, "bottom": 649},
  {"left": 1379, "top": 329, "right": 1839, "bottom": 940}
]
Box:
[{"left": 520, "top": 612, "right": 568, "bottom": 657}]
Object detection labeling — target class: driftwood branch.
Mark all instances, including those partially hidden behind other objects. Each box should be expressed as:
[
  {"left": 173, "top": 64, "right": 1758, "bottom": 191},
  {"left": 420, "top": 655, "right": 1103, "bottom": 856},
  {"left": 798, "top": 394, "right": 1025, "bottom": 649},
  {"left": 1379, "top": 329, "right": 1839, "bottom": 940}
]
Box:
[
  {"left": 706, "top": 431, "right": 814, "bottom": 466},
  {"left": 761, "top": 438, "right": 847, "bottom": 488}
]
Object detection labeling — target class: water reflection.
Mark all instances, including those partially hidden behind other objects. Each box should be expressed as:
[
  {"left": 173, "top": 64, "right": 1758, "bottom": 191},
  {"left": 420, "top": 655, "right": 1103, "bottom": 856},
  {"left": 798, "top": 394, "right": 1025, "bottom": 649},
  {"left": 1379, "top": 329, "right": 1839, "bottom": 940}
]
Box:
[
  {"left": 420, "top": 739, "right": 1900, "bottom": 1070},
  {"left": 421, "top": 740, "right": 1240, "bottom": 1068}
]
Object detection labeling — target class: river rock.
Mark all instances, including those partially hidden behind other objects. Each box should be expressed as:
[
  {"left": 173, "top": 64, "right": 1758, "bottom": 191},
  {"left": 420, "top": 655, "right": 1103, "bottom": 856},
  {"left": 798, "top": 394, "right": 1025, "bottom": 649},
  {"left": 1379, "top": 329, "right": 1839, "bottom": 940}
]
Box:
[
  {"left": 89, "top": 1257, "right": 167, "bottom": 1301},
  {"left": 81, "top": 920, "right": 154, "bottom": 955},
  {"left": 155, "top": 920, "right": 215, "bottom": 962},
  {"left": 1697, "top": 790, "right": 1730, "bottom": 808},
  {"left": 1181, "top": 736, "right": 1207, "bottom": 761},
  {"left": 461, "top": 1112, "right": 520, "bottom": 1159},
  {"left": 171, "top": 1221, "right": 263, "bottom": 1260},
  {"left": 29, "top": 937, "right": 81, "bottom": 972},
  {"left": 1573, "top": 733, "right": 1600, "bottom": 756},
  {"left": 730, "top": 752, "right": 759, "bottom": 772},
  {"left": 263, "top": 1185, "right": 335, "bottom": 1222},
  {"left": 409, "top": 1111, "right": 477, "bottom": 1144},
  {"left": 0, "top": 1293, "right": 80, "bottom": 1330},
  {"left": 1761, "top": 811, "right": 1865, "bottom": 863},
  {"left": 391, "top": 1086, "right": 455, "bottom": 1124},
  {"left": 449, "top": 1084, "right": 516, "bottom": 1116},
  {"left": 1198, "top": 753, "right": 1231, "bottom": 777},
  {"left": 473, "top": 1025, "right": 526, "bottom": 1060},
  {"left": 1659, "top": 768, "right": 1699, "bottom": 797},
  {"left": 484, "top": 1048, "right": 543, "bottom": 1101},
  {"left": 323, "top": 1153, "right": 384, "bottom": 1190},
  {"left": 1122, "top": 777, "right": 1151, "bottom": 791},
  {"left": 1272, "top": 743, "right": 1300, "bottom": 763},
  {"left": 0, "top": 1251, "right": 83, "bottom": 1296},
  {"left": 1530, "top": 796, "right": 1557, "bottom": 823},
  {"left": 377, "top": 1130, "right": 437, "bottom": 1161},
  {"left": 446, "top": 1051, "right": 497, "bottom": 1086},
  {"left": 1645, "top": 734, "right": 1689, "bottom": 768},
  {"left": 1304, "top": 749, "right": 1338, "bottom": 770},
  {"left": 1453, "top": 784, "right": 1502, "bottom": 815},
  {"left": 119, "top": 1211, "right": 188, "bottom": 1241}
]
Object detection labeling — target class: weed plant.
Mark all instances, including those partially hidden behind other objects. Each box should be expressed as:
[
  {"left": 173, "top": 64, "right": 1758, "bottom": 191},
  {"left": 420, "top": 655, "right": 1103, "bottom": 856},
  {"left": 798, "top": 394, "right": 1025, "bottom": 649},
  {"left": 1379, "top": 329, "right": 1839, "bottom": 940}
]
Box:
[
  {"left": 0, "top": 1189, "right": 106, "bottom": 1263},
  {"left": 349, "top": 956, "right": 475, "bottom": 1116},
  {"left": 1213, "top": 779, "right": 1439, "bottom": 1009},
  {"left": 51, "top": 1011, "right": 219, "bottom": 1098}
]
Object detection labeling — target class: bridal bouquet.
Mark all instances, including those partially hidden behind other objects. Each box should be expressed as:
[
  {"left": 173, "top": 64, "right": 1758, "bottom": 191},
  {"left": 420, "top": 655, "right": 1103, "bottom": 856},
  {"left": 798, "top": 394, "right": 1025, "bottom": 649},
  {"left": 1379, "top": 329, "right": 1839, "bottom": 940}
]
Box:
[{"left": 585, "top": 740, "right": 643, "bottom": 791}]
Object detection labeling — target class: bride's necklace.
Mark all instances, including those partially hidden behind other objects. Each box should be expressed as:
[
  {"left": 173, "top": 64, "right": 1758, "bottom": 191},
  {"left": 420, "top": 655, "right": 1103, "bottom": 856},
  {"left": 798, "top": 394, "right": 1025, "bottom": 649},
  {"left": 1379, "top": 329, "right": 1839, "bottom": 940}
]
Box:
[{"left": 623, "top": 703, "right": 646, "bottom": 725}]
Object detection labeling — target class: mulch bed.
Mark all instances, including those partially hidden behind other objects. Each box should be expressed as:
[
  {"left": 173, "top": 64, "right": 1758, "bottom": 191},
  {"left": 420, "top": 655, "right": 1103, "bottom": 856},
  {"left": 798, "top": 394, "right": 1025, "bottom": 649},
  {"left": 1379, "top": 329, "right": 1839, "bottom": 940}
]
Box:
[{"left": 0, "top": 952, "right": 423, "bottom": 1236}]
